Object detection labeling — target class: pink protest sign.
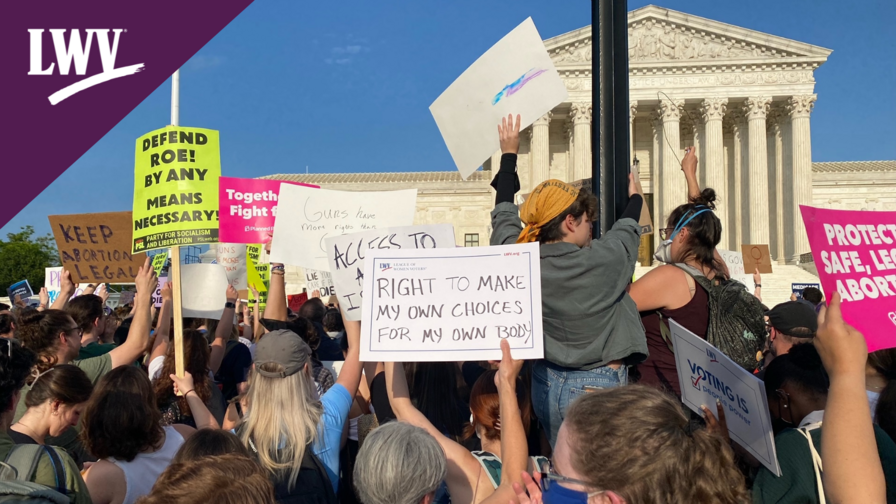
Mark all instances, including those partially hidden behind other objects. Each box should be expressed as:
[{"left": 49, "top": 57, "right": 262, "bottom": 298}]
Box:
[
  {"left": 218, "top": 177, "right": 319, "bottom": 244},
  {"left": 800, "top": 205, "right": 896, "bottom": 351}
]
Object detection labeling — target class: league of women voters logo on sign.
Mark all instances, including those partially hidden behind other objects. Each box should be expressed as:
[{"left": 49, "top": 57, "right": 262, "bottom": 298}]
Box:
[{"left": 27, "top": 29, "right": 144, "bottom": 105}]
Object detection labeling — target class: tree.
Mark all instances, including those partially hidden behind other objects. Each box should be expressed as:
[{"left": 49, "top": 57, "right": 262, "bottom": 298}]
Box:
[{"left": 0, "top": 226, "right": 60, "bottom": 294}]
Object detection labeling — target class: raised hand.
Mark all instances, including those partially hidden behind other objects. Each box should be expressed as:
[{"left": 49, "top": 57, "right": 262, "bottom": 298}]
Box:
[
  {"left": 814, "top": 292, "right": 867, "bottom": 379},
  {"left": 226, "top": 284, "right": 239, "bottom": 303},
  {"left": 498, "top": 114, "right": 521, "bottom": 155},
  {"left": 681, "top": 145, "right": 697, "bottom": 177},
  {"left": 170, "top": 371, "right": 195, "bottom": 397},
  {"left": 160, "top": 280, "right": 173, "bottom": 302},
  {"left": 59, "top": 269, "right": 75, "bottom": 295},
  {"left": 38, "top": 287, "right": 49, "bottom": 309},
  {"left": 95, "top": 283, "right": 110, "bottom": 303},
  {"left": 135, "top": 257, "right": 159, "bottom": 298}
]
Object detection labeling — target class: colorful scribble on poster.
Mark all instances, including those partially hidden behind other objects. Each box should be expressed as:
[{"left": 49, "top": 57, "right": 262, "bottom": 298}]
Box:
[{"left": 492, "top": 68, "right": 547, "bottom": 105}]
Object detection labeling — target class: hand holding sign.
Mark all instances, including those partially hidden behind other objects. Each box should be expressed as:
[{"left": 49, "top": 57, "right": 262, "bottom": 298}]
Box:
[
  {"left": 38, "top": 288, "right": 49, "bottom": 309},
  {"left": 814, "top": 292, "right": 867, "bottom": 379}
]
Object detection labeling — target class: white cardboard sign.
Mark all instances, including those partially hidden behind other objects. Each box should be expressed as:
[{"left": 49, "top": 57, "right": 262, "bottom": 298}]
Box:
[
  {"left": 181, "top": 264, "right": 229, "bottom": 320},
  {"left": 269, "top": 184, "right": 418, "bottom": 270},
  {"left": 305, "top": 269, "right": 336, "bottom": 298},
  {"left": 325, "top": 224, "right": 456, "bottom": 321},
  {"left": 429, "top": 17, "right": 568, "bottom": 179},
  {"left": 670, "top": 319, "right": 781, "bottom": 476},
  {"left": 44, "top": 267, "right": 91, "bottom": 304},
  {"left": 216, "top": 243, "right": 248, "bottom": 290},
  {"left": 361, "top": 243, "right": 543, "bottom": 362},
  {"left": 717, "top": 249, "right": 752, "bottom": 289}
]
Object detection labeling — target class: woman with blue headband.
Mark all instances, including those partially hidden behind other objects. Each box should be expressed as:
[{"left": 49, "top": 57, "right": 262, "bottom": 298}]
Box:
[{"left": 629, "top": 147, "right": 727, "bottom": 397}]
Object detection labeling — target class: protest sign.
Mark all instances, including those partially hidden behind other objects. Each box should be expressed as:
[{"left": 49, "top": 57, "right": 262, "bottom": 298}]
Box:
[
  {"left": 216, "top": 243, "right": 248, "bottom": 290},
  {"left": 288, "top": 293, "right": 309, "bottom": 312},
  {"left": 670, "top": 319, "right": 780, "bottom": 476},
  {"left": 7, "top": 281, "right": 33, "bottom": 302},
  {"left": 152, "top": 277, "right": 168, "bottom": 308},
  {"left": 269, "top": 184, "right": 418, "bottom": 270},
  {"left": 800, "top": 206, "right": 896, "bottom": 351},
  {"left": 151, "top": 250, "right": 169, "bottom": 277},
  {"left": 218, "top": 177, "right": 320, "bottom": 244},
  {"left": 119, "top": 291, "right": 136, "bottom": 305},
  {"left": 741, "top": 244, "right": 773, "bottom": 274},
  {"left": 44, "top": 267, "right": 91, "bottom": 304},
  {"left": 792, "top": 283, "right": 821, "bottom": 299},
  {"left": 247, "top": 244, "right": 269, "bottom": 310},
  {"left": 132, "top": 126, "right": 221, "bottom": 253},
  {"left": 305, "top": 269, "right": 336, "bottom": 298},
  {"left": 429, "top": 17, "right": 568, "bottom": 179},
  {"left": 49, "top": 211, "right": 147, "bottom": 283},
  {"left": 325, "top": 224, "right": 457, "bottom": 321},
  {"left": 361, "top": 243, "right": 543, "bottom": 362},
  {"left": 181, "top": 264, "right": 229, "bottom": 319},
  {"left": 717, "top": 249, "right": 752, "bottom": 289}
]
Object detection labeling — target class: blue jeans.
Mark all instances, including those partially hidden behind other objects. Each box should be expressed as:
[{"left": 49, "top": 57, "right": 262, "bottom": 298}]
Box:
[{"left": 531, "top": 360, "right": 628, "bottom": 448}]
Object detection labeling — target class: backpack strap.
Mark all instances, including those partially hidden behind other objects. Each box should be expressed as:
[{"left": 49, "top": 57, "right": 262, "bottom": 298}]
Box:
[
  {"left": 4, "top": 445, "right": 67, "bottom": 494},
  {"left": 300, "top": 446, "right": 338, "bottom": 504},
  {"left": 797, "top": 426, "right": 825, "bottom": 504}
]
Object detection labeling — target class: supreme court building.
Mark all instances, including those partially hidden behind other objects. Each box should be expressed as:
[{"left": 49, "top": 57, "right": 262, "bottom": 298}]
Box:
[{"left": 266, "top": 5, "right": 896, "bottom": 267}]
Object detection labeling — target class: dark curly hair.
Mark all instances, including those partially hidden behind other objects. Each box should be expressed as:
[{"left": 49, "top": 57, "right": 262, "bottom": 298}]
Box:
[
  {"left": 82, "top": 366, "right": 164, "bottom": 462},
  {"left": 537, "top": 189, "right": 598, "bottom": 244},
  {"left": 152, "top": 329, "right": 211, "bottom": 419},
  {"left": 16, "top": 309, "right": 76, "bottom": 375},
  {"left": 0, "top": 339, "right": 37, "bottom": 415}
]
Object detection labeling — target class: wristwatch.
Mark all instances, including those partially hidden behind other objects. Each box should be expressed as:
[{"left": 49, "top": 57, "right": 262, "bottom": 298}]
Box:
[
  {"left": 225, "top": 301, "right": 236, "bottom": 309},
  {"left": 754, "top": 284, "right": 762, "bottom": 288}
]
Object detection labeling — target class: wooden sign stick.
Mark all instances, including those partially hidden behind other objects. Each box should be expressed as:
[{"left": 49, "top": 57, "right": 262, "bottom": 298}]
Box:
[{"left": 170, "top": 245, "right": 185, "bottom": 379}]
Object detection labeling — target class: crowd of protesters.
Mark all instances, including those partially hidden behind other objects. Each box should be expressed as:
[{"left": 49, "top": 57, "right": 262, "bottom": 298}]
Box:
[{"left": 0, "top": 115, "right": 890, "bottom": 504}]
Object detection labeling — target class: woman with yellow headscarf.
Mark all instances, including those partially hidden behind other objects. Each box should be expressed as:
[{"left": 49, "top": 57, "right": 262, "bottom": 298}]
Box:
[{"left": 490, "top": 114, "right": 647, "bottom": 448}]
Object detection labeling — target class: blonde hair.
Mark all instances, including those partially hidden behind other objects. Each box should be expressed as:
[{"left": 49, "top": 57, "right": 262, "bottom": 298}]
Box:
[{"left": 239, "top": 361, "right": 322, "bottom": 490}]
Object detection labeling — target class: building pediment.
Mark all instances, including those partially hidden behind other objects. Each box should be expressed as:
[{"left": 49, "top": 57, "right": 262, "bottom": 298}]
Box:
[{"left": 546, "top": 5, "right": 832, "bottom": 68}]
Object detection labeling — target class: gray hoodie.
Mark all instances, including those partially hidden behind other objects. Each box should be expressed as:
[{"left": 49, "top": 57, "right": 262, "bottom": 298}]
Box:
[{"left": 490, "top": 202, "right": 648, "bottom": 369}]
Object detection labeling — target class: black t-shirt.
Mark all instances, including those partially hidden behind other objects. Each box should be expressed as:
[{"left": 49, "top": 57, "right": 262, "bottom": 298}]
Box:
[
  {"left": 7, "top": 429, "right": 37, "bottom": 445},
  {"left": 215, "top": 340, "right": 252, "bottom": 403},
  {"left": 313, "top": 322, "right": 344, "bottom": 362}
]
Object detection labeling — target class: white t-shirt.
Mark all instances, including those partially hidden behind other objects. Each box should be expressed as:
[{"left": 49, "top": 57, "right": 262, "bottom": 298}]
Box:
[{"left": 868, "top": 390, "right": 881, "bottom": 421}]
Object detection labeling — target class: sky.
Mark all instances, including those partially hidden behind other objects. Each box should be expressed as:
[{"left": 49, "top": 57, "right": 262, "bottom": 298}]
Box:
[{"left": 7, "top": 0, "right": 895, "bottom": 238}]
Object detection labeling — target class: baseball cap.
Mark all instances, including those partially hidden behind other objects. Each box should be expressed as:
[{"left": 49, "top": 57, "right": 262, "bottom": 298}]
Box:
[
  {"left": 766, "top": 301, "right": 818, "bottom": 337},
  {"left": 254, "top": 329, "right": 312, "bottom": 378}
]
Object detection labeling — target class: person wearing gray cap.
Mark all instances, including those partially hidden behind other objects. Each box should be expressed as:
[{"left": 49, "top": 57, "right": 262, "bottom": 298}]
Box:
[{"left": 236, "top": 320, "right": 363, "bottom": 504}]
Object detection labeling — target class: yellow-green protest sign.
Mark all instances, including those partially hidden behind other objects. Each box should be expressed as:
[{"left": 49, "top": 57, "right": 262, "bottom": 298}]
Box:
[
  {"left": 132, "top": 126, "right": 221, "bottom": 253},
  {"left": 247, "top": 244, "right": 269, "bottom": 310},
  {"left": 151, "top": 250, "right": 169, "bottom": 277}
]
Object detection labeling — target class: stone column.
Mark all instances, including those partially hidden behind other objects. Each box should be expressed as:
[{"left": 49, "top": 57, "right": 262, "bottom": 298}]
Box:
[
  {"left": 743, "top": 96, "right": 772, "bottom": 245},
  {"left": 570, "top": 103, "right": 592, "bottom": 181},
  {"left": 565, "top": 119, "right": 575, "bottom": 182},
  {"left": 530, "top": 112, "right": 551, "bottom": 186},
  {"left": 629, "top": 101, "right": 638, "bottom": 161},
  {"left": 766, "top": 111, "right": 781, "bottom": 262},
  {"left": 787, "top": 94, "right": 817, "bottom": 263},
  {"left": 773, "top": 114, "right": 786, "bottom": 264},
  {"left": 651, "top": 112, "right": 663, "bottom": 246},
  {"left": 658, "top": 99, "right": 685, "bottom": 228},
  {"left": 700, "top": 98, "right": 728, "bottom": 248},
  {"left": 729, "top": 109, "right": 745, "bottom": 248}
]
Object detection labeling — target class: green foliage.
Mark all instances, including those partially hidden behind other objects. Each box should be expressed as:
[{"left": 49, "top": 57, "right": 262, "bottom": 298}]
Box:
[{"left": 0, "top": 226, "right": 60, "bottom": 293}]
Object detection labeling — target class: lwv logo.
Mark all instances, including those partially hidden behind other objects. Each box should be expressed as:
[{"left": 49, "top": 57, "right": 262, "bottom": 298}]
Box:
[{"left": 28, "top": 29, "right": 144, "bottom": 105}]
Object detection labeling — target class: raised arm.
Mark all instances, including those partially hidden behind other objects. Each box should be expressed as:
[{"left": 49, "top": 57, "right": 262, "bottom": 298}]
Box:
[
  {"left": 108, "top": 258, "right": 156, "bottom": 368},
  {"left": 170, "top": 371, "right": 221, "bottom": 430},
  {"left": 682, "top": 146, "right": 700, "bottom": 201},
  {"left": 489, "top": 114, "right": 524, "bottom": 246},
  {"left": 385, "top": 360, "right": 488, "bottom": 504},
  {"left": 50, "top": 270, "right": 75, "bottom": 310},
  {"left": 209, "top": 285, "right": 238, "bottom": 374},
  {"left": 149, "top": 281, "right": 172, "bottom": 363},
  {"left": 752, "top": 268, "right": 763, "bottom": 302},
  {"left": 816, "top": 293, "right": 885, "bottom": 504},
  {"left": 334, "top": 319, "right": 363, "bottom": 398},
  {"left": 480, "top": 341, "right": 528, "bottom": 504},
  {"left": 249, "top": 285, "right": 265, "bottom": 340}
]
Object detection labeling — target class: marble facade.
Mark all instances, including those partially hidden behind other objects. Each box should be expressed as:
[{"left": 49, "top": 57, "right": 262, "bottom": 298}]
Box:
[{"left": 264, "top": 5, "right": 895, "bottom": 272}]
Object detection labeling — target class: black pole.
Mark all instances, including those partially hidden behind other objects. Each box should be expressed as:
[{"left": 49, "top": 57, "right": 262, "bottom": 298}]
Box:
[{"left": 593, "top": 0, "right": 630, "bottom": 238}]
